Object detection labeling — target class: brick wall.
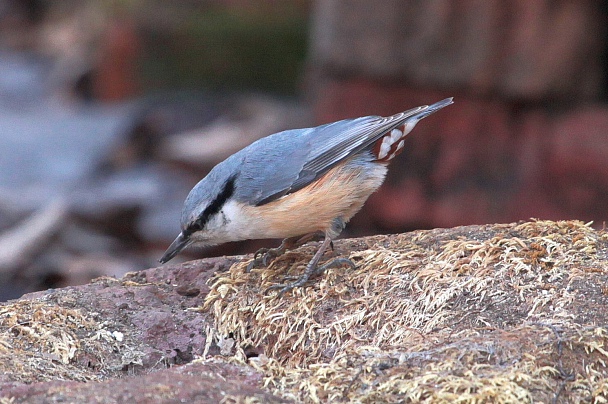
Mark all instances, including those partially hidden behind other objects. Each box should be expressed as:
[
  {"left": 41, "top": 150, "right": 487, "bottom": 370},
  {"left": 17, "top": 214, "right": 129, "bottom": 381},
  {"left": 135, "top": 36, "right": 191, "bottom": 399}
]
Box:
[{"left": 307, "top": 0, "right": 608, "bottom": 231}]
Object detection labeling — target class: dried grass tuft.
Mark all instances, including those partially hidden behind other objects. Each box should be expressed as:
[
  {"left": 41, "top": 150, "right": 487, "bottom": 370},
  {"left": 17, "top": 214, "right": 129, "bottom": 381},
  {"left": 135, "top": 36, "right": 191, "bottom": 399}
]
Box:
[{"left": 203, "top": 220, "right": 608, "bottom": 402}]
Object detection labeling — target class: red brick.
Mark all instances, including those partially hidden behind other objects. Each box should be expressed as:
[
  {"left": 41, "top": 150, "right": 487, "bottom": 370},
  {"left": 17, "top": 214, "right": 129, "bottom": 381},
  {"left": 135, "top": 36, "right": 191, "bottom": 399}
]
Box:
[
  {"left": 93, "top": 19, "right": 140, "bottom": 101},
  {"left": 499, "top": 0, "right": 604, "bottom": 101},
  {"left": 430, "top": 191, "right": 496, "bottom": 228},
  {"left": 313, "top": 78, "right": 450, "bottom": 123},
  {"left": 513, "top": 110, "right": 551, "bottom": 186},
  {"left": 365, "top": 178, "right": 430, "bottom": 231},
  {"left": 310, "top": 0, "right": 604, "bottom": 101},
  {"left": 548, "top": 108, "right": 608, "bottom": 186},
  {"left": 542, "top": 107, "right": 608, "bottom": 220},
  {"left": 506, "top": 190, "right": 570, "bottom": 223},
  {"left": 317, "top": 83, "right": 520, "bottom": 229},
  {"left": 427, "top": 96, "right": 514, "bottom": 190}
]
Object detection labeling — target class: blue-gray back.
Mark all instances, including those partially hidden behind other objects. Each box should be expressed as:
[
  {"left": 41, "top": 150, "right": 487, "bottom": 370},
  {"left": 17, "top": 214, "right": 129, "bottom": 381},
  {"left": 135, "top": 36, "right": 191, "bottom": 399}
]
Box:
[
  {"left": 188, "top": 98, "right": 453, "bottom": 215},
  {"left": 233, "top": 107, "right": 426, "bottom": 205}
]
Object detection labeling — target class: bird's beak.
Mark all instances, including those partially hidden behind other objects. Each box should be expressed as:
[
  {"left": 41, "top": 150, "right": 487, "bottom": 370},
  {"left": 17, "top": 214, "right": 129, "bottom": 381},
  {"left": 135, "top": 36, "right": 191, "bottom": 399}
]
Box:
[{"left": 159, "top": 232, "right": 190, "bottom": 264}]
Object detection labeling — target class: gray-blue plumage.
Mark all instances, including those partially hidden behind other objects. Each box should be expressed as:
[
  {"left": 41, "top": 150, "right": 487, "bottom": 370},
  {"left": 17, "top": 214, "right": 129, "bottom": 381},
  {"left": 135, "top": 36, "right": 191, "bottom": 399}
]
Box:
[
  {"left": 181, "top": 98, "right": 453, "bottom": 229},
  {"left": 158, "top": 97, "right": 453, "bottom": 265}
]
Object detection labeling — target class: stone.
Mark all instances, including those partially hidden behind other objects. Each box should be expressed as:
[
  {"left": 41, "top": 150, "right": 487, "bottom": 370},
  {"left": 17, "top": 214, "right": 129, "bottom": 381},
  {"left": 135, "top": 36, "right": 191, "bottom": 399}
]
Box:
[{"left": 2, "top": 222, "right": 606, "bottom": 402}]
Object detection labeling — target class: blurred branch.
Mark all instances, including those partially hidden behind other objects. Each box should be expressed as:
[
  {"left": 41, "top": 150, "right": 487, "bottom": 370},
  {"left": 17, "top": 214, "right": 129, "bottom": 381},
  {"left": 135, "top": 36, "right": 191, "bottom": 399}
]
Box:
[{"left": 0, "top": 200, "right": 68, "bottom": 274}]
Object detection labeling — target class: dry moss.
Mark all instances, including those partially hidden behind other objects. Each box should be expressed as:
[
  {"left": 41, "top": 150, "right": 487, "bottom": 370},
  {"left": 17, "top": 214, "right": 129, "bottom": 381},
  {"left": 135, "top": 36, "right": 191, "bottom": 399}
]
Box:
[
  {"left": 0, "top": 300, "right": 98, "bottom": 383},
  {"left": 0, "top": 293, "right": 143, "bottom": 384},
  {"left": 203, "top": 220, "right": 608, "bottom": 402}
]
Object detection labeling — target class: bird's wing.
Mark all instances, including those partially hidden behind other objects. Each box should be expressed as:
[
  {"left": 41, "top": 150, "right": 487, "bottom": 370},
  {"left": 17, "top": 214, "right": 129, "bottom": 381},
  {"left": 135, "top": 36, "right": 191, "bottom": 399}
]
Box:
[{"left": 239, "top": 98, "right": 452, "bottom": 206}]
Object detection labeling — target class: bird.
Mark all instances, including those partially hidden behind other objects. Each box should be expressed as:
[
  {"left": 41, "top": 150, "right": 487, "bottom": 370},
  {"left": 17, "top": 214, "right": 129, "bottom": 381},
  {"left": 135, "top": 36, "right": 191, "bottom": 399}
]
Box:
[{"left": 160, "top": 98, "right": 453, "bottom": 295}]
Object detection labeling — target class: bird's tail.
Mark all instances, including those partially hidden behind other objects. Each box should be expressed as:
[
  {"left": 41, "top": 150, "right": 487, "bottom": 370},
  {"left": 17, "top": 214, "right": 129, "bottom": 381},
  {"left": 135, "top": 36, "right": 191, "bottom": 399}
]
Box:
[{"left": 373, "top": 97, "right": 453, "bottom": 162}]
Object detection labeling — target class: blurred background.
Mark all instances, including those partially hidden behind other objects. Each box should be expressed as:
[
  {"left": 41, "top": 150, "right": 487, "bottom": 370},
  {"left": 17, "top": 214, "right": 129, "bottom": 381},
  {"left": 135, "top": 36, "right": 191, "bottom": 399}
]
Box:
[{"left": 0, "top": 0, "right": 606, "bottom": 301}]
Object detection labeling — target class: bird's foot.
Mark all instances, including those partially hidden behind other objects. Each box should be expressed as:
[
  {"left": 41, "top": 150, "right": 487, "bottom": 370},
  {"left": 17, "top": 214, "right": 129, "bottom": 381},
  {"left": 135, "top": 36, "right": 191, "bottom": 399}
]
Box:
[
  {"left": 265, "top": 258, "right": 356, "bottom": 297},
  {"left": 246, "top": 245, "right": 286, "bottom": 272},
  {"left": 246, "top": 233, "right": 324, "bottom": 272}
]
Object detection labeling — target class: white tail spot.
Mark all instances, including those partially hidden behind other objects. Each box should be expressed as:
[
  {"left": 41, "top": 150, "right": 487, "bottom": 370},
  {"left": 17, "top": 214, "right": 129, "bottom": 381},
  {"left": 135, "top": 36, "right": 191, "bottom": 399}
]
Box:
[
  {"left": 378, "top": 141, "right": 390, "bottom": 159},
  {"left": 402, "top": 120, "right": 419, "bottom": 136},
  {"left": 390, "top": 128, "right": 402, "bottom": 142}
]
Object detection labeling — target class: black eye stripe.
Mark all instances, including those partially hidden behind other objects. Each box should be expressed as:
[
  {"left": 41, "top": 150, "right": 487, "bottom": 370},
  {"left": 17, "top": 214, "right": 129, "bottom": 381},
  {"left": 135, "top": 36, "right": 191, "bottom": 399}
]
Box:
[{"left": 185, "top": 175, "right": 236, "bottom": 235}]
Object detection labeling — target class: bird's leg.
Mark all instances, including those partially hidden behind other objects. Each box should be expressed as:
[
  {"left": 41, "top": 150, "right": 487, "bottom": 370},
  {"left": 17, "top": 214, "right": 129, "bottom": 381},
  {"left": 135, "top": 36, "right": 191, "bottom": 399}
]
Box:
[
  {"left": 307, "top": 257, "right": 356, "bottom": 278},
  {"left": 265, "top": 236, "right": 333, "bottom": 295},
  {"left": 266, "top": 232, "right": 356, "bottom": 296},
  {"left": 246, "top": 232, "right": 324, "bottom": 271}
]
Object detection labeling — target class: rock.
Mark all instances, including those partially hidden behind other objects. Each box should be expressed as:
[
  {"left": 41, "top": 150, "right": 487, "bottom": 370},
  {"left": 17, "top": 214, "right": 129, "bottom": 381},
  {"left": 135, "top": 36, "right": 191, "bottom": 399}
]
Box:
[
  {"left": 1, "top": 221, "right": 607, "bottom": 402},
  {"left": 0, "top": 252, "right": 285, "bottom": 402},
  {"left": 1, "top": 361, "right": 288, "bottom": 403}
]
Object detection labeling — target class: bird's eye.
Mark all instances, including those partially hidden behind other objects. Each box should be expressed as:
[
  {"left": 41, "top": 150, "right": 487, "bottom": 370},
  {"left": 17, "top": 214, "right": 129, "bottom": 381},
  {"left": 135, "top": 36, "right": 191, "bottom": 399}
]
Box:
[
  {"left": 183, "top": 175, "right": 236, "bottom": 237},
  {"left": 184, "top": 220, "right": 203, "bottom": 236}
]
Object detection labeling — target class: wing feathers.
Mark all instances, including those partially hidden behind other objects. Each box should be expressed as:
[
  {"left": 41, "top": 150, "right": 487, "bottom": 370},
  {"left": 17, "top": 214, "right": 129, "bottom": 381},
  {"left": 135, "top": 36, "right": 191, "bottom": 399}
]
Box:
[
  {"left": 254, "top": 98, "right": 452, "bottom": 205},
  {"left": 302, "top": 105, "right": 426, "bottom": 175}
]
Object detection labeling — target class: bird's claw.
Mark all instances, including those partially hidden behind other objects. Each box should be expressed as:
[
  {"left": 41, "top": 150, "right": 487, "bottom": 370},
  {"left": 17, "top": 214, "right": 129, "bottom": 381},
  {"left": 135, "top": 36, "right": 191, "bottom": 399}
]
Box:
[
  {"left": 265, "top": 257, "right": 356, "bottom": 297},
  {"left": 264, "top": 278, "right": 307, "bottom": 297},
  {"left": 247, "top": 246, "right": 285, "bottom": 272},
  {"left": 253, "top": 248, "right": 269, "bottom": 260}
]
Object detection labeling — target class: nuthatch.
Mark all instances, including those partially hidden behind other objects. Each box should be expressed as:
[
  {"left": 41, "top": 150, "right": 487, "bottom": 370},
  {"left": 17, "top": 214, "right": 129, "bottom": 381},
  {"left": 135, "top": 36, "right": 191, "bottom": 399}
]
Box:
[{"left": 160, "top": 98, "right": 453, "bottom": 295}]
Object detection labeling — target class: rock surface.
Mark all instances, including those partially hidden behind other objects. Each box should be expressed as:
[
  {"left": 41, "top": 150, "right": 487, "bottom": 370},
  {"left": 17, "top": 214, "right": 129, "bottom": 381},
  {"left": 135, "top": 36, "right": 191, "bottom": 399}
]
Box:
[{"left": 1, "top": 220, "right": 607, "bottom": 403}]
